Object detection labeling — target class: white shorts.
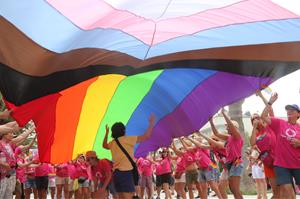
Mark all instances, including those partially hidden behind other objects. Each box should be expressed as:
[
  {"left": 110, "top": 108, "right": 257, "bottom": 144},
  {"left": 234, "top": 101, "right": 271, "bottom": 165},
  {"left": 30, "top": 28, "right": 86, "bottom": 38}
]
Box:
[
  {"left": 48, "top": 177, "right": 56, "bottom": 188},
  {"left": 252, "top": 165, "right": 265, "bottom": 179},
  {"left": 175, "top": 173, "right": 186, "bottom": 183}
]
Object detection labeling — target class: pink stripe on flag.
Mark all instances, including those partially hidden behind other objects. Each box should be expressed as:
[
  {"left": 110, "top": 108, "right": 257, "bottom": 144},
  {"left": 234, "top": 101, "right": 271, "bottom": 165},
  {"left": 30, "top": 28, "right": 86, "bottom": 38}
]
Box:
[{"left": 47, "top": 0, "right": 299, "bottom": 45}]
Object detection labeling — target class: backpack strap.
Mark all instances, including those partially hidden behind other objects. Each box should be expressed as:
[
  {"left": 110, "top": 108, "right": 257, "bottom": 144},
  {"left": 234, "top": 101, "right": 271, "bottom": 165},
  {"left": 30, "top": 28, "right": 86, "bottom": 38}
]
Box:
[{"left": 115, "top": 138, "right": 136, "bottom": 169}]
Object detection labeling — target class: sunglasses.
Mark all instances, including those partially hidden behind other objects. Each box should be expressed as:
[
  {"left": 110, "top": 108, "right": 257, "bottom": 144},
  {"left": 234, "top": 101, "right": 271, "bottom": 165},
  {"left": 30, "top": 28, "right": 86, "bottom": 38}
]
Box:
[{"left": 86, "top": 157, "right": 96, "bottom": 161}]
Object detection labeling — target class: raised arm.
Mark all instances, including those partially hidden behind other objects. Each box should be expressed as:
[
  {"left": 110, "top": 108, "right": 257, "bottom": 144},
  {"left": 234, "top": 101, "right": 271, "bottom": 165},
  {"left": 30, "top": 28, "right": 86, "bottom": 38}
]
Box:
[
  {"left": 4, "top": 121, "right": 20, "bottom": 133},
  {"left": 261, "top": 93, "right": 278, "bottom": 125},
  {"left": 197, "top": 132, "right": 225, "bottom": 149},
  {"left": 167, "top": 148, "right": 178, "bottom": 160},
  {"left": 147, "top": 154, "right": 157, "bottom": 164},
  {"left": 153, "top": 150, "right": 158, "bottom": 162},
  {"left": 187, "top": 137, "right": 211, "bottom": 150},
  {"left": 256, "top": 90, "right": 275, "bottom": 117},
  {"left": 137, "top": 114, "right": 156, "bottom": 143},
  {"left": 250, "top": 120, "right": 259, "bottom": 147},
  {"left": 165, "top": 147, "right": 176, "bottom": 160},
  {"left": 12, "top": 126, "right": 35, "bottom": 145},
  {"left": 221, "top": 108, "right": 241, "bottom": 139},
  {"left": 209, "top": 117, "right": 229, "bottom": 141},
  {"left": 21, "top": 135, "right": 37, "bottom": 153},
  {"left": 102, "top": 125, "right": 110, "bottom": 149},
  {"left": 17, "top": 159, "right": 34, "bottom": 168},
  {"left": 179, "top": 137, "right": 195, "bottom": 151},
  {"left": 170, "top": 141, "right": 184, "bottom": 156}
]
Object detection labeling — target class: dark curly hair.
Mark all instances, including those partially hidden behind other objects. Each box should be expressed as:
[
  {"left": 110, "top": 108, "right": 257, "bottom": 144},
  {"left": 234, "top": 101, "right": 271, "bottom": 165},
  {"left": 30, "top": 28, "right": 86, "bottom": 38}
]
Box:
[{"left": 111, "top": 122, "right": 126, "bottom": 139}]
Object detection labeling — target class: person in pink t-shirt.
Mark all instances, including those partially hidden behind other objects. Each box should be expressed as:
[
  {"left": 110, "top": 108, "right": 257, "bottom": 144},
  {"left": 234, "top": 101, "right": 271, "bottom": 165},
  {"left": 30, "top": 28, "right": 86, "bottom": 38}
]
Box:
[
  {"left": 176, "top": 137, "right": 199, "bottom": 199},
  {"left": 85, "top": 150, "right": 115, "bottom": 199},
  {"left": 74, "top": 154, "right": 90, "bottom": 199},
  {"left": 153, "top": 148, "right": 172, "bottom": 199},
  {"left": 0, "top": 125, "right": 18, "bottom": 199},
  {"left": 261, "top": 93, "right": 300, "bottom": 199},
  {"left": 55, "top": 163, "right": 70, "bottom": 199},
  {"left": 48, "top": 164, "right": 56, "bottom": 199},
  {"left": 35, "top": 162, "right": 50, "bottom": 199},
  {"left": 24, "top": 162, "right": 38, "bottom": 199},
  {"left": 170, "top": 142, "right": 187, "bottom": 199},
  {"left": 136, "top": 154, "right": 154, "bottom": 199},
  {"left": 67, "top": 161, "right": 77, "bottom": 198},
  {"left": 185, "top": 135, "right": 222, "bottom": 199},
  {"left": 196, "top": 132, "right": 228, "bottom": 199},
  {"left": 210, "top": 108, "right": 244, "bottom": 199},
  {"left": 14, "top": 136, "right": 36, "bottom": 199},
  {"left": 250, "top": 91, "right": 279, "bottom": 199}
]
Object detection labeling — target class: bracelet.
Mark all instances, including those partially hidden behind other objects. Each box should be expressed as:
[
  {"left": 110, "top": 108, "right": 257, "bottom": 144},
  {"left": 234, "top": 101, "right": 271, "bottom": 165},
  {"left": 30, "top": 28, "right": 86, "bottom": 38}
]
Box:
[{"left": 267, "top": 102, "right": 272, "bottom": 106}]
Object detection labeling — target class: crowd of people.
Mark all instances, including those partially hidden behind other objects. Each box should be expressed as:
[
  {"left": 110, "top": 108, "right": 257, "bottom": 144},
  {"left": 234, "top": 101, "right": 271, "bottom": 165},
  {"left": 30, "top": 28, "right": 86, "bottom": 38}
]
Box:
[{"left": 0, "top": 90, "right": 299, "bottom": 199}]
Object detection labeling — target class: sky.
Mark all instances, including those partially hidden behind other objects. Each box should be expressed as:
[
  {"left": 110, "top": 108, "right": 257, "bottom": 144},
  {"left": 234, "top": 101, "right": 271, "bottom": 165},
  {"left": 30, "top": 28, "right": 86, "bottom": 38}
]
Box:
[{"left": 243, "top": 69, "right": 300, "bottom": 117}]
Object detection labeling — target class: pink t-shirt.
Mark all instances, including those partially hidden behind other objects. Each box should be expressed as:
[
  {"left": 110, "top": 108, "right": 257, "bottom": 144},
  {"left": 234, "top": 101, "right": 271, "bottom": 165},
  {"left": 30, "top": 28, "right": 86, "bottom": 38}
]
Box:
[
  {"left": 175, "top": 157, "right": 186, "bottom": 173},
  {"left": 212, "top": 147, "right": 227, "bottom": 166},
  {"left": 56, "top": 163, "right": 69, "bottom": 177},
  {"left": 0, "top": 141, "right": 16, "bottom": 167},
  {"left": 155, "top": 162, "right": 163, "bottom": 176},
  {"left": 182, "top": 151, "right": 196, "bottom": 167},
  {"left": 16, "top": 157, "right": 26, "bottom": 183},
  {"left": 195, "top": 148, "right": 211, "bottom": 169},
  {"left": 137, "top": 158, "right": 143, "bottom": 174},
  {"left": 270, "top": 118, "right": 300, "bottom": 168},
  {"left": 137, "top": 158, "right": 153, "bottom": 177},
  {"left": 157, "top": 157, "right": 171, "bottom": 175},
  {"left": 68, "top": 163, "right": 77, "bottom": 179},
  {"left": 35, "top": 163, "right": 50, "bottom": 177},
  {"left": 225, "top": 135, "right": 243, "bottom": 163},
  {"left": 74, "top": 162, "right": 89, "bottom": 179},
  {"left": 25, "top": 166, "right": 36, "bottom": 178},
  {"left": 91, "top": 159, "right": 112, "bottom": 183},
  {"left": 256, "top": 126, "right": 276, "bottom": 153}
]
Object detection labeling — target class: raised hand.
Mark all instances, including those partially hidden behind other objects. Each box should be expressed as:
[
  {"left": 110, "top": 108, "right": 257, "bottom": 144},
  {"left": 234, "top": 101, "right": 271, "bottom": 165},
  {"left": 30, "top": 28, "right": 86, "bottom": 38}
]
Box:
[
  {"left": 221, "top": 107, "right": 226, "bottom": 114},
  {"left": 268, "top": 92, "right": 278, "bottom": 105},
  {"left": 105, "top": 125, "right": 109, "bottom": 133},
  {"left": 252, "top": 119, "right": 259, "bottom": 129},
  {"left": 255, "top": 90, "right": 263, "bottom": 98}
]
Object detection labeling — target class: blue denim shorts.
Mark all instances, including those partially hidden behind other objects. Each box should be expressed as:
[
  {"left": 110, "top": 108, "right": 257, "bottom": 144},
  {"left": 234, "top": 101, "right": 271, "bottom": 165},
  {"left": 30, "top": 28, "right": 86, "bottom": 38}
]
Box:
[
  {"left": 24, "top": 178, "right": 36, "bottom": 189},
  {"left": 113, "top": 170, "right": 135, "bottom": 193},
  {"left": 274, "top": 166, "right": 300, "bottom": 185},
  {"left": 198, "top": 166, "right": 220, "bottom": 182},
  {"left": 228, "top": 163, "right": 243, "bottom": 177}
]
